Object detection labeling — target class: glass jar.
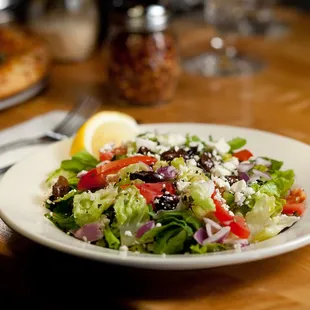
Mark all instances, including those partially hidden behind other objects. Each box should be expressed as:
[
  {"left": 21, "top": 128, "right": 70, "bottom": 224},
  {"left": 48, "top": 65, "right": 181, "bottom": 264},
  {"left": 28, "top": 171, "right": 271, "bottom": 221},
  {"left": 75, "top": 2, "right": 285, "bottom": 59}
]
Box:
[
  {"left": 26, "top": 0, "right": 99, "bottom": 62},
  {"left": 106, "top": 4, "right": 180, "bottom": 106}
]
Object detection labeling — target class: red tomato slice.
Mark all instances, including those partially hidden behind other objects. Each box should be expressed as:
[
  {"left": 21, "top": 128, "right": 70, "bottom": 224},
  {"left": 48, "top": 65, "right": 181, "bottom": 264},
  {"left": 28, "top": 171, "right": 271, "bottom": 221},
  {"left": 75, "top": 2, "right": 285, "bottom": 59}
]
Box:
[
  {"left": 77, "top": 155, "right": 157, "bottom": 190},
  {"left": 213, "top": 199, "right": 234, "bottom": 224},
  {"left": 99, "top": 151, "right": 114, "bottom": 162},
  {"left": 229, "top": 216, "right": 250, "bottom": 239},
  {"left": 233, "top": 149, "right": 253, "bottom": 162},
  {"left": 282, "top": 202, "right": 306, "bottom": 216},
  {"left": 99, "top": 146, "right": 127, "bottom": 162},
  {"left": 212, "top": 192, "right": 250, "bottom": 239},
  {"left": 135, "top": 182, "right": 176, "bottom": 204}
]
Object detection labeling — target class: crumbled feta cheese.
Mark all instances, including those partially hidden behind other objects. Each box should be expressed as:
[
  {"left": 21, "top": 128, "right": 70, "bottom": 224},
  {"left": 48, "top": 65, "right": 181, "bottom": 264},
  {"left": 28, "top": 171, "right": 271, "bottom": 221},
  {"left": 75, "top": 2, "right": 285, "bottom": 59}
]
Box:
[
  {"left": 212, "top": 176, "right": 230, "bottom": 191},
  {"left": 212, "top": 165, "right": 231, "bottom": 177},
  {"left": 136, "top": 138, "right": 157, "bottom": 152},
  {"left": 156, "top": 145, "right": 170, "bottom": 154},
  {"left": 157, "top": 133, "right": 186, "bottom": 147},
  {"left": 214, "top": 189, "right": 225, "bottom": 203},
  {"left": 174, "top": 146, "right": 179, "bottom": 152},
  {"left": 230, "top": 156, "right": 239, "bottom": 166},
  {"left": 124, "top": 230, "right": 133, "bottom": 237},
  {"left": 156, "top": 223, "right": 162, "bottom": 227},
  {"left": 82, "top": 236, "right": 88, "bottom": 242},
  {"left": 234, "top": 192, "right": 246, "bottom": 206},
  {"left": 189, "top": 142, "right": 204, "bottom": 152},
  {"left": 231, "top": 180, "right": 247, "bottom": 193},
  {"left": 194, "top": 155, "right": 200, "bottom": 161},
  {"left": 99, "top": 143, "right": 115, "bottom": 153},
  {"left": 223, "top": 161, "right": 237, "bottom": 172},
  {"left": 77, "top": 170, "right": 88, "bottom": 178},
  {"left": 119, "top": 245, "right": 128, "bottom": 251},
  {"left": 214, "top": 138, "right": 230, "bottom": 155},
  {"left": 228, "top": 210, "right": 234, "bottom": 216},
  {"left": 244, "top": 187, "right": 255, "bottom": 196},
  {"left": 233, "top": 243, "right": 242, "bottom": 251}
]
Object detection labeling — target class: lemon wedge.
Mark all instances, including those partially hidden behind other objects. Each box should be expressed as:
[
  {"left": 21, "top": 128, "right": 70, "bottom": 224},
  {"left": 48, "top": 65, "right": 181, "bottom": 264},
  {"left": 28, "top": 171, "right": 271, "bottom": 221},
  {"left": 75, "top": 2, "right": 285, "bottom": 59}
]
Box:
[{"left": 70, "top": 111, "right": 139, "bottom": 159}]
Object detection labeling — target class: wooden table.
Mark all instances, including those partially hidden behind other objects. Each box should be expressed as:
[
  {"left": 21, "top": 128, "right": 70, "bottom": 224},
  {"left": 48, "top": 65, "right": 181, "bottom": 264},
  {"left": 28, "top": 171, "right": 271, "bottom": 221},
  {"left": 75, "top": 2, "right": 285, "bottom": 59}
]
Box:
[{"left": 1, "top": 7, "right": 310, "bottom": 310}]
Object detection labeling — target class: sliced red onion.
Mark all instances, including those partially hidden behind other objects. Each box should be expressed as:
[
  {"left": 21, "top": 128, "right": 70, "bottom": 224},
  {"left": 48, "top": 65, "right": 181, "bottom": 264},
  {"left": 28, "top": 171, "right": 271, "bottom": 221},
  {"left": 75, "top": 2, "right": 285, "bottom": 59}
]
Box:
[
  {"left": 203, "top": 218, "right": 222, "bottom": 230},
  {"left": 206, "top": 223, "right": 213, "bottom": 237},
  {"left": 202, "top": 226, "right": 231, "bottom": 245},
  {"left": 255, "top": 157, "right": 271, "bottom": 167},
  {"left": 239, "top": 172, "right": 250, "bottom": 182},
  {"left": 157, "top": 166, "right": 177, "bottom": 180},
  {"left": 252, "top": 169, "right": 272, "bottom": 180},
  {"left": 238, "top": 163, "right": 254, "bottom": 173},
  {"left": 136, "top": 221, "right": 155, "bottom": 238},
  {"left": 74, "top": 222, "right": 104, "bottom": 242},
  {"left": 194, "top": 228, "right": 208, "bottom": 245}
]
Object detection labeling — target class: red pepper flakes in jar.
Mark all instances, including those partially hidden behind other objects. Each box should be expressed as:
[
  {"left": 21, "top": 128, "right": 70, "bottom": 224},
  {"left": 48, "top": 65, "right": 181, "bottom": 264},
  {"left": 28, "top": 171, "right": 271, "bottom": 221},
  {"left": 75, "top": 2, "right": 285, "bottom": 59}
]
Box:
[{"left": 107, "top": 4, "right": 180, "bottom": 106}]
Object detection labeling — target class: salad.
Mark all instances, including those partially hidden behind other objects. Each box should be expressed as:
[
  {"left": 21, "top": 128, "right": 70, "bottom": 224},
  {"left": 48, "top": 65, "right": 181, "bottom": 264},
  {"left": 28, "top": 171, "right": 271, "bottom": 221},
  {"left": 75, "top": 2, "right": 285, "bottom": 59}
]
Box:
[{"left": 43, "top": 132, "right": 307, "bottom": 255}]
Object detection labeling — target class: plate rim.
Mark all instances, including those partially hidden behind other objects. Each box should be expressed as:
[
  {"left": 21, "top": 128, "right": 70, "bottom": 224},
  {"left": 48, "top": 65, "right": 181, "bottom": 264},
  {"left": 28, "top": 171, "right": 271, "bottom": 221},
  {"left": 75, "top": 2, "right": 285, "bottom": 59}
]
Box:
[{"left": 1, "top": 122, "right": 310, "bottom": 270}]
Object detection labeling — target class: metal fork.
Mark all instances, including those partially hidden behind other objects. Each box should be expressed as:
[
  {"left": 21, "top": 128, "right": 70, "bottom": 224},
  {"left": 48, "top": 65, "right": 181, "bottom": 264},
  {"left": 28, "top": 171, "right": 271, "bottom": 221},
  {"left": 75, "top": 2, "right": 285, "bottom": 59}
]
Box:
[{"left": 0, "top": 95, "right": 102, "bottom": 174}]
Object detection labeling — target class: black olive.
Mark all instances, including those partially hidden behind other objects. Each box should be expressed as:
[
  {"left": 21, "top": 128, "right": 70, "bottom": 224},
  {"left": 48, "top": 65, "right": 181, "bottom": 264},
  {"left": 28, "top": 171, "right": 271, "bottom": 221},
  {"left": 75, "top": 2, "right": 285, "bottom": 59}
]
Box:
[
  {"left": 130, "top": 171, "right": 164, "bottom": 183},
  {"left": 161, "top": 148, "right": 189, "bottom": 161},
  {"left": 154, "top": 194, "right": 179, "bottom": 211},
  {"left": 138, "top": 146, "right": 150, "bottom": 155},
  {"left": 198, "top": 152, "right": 214, "bottom": 172},
  {"left": 52, "top": 176, "right": 70, "bottom": 199},
  {"left": 226, "top": 175, "right": 239, "bottom": 186},
  {"left": 187, "top": 146, "right": 199, "bottom": 157}
]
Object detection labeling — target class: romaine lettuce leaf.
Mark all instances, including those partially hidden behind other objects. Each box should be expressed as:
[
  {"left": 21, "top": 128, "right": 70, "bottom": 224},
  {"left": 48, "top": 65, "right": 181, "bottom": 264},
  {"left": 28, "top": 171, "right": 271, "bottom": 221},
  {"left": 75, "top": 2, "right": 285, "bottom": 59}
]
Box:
[
  {"left": 46, "top": 168, "right": 79, "bottom": 188},
  {"left": 187, "top": 181, "right": 215, "bottom": 218},
  {"left": 104, "top": 225, "right": 120, "bottom": 250},
  {"left": 114, "top": 186, "right": 149, "bottom": 246},
  {"left": 153, "top": 228, "right": 187, "bottom": 254},
  {"left": 73, "top": 185, "right": 118, "bottom": 226},
  {"left": 61, "top": 150, "right": 98, "bottom": 173},
  {"left": 139, "top": 210, "right": 202, "bottom": 254},
  {"left": 227, "top": 137, "right": 246, "bottom": 152},
  {"left": 190, "top": 243, "right": 231, "bottom": 254},
  {"left": 245, "top": 193, "right": 296, "bottom": 241},
  {"left": 45, "top": 212, "right": 79, "bottom": 230},
  {"left": 46, "top": 189, "right": 76, "bottom": 213},
  {"left": 253, "top": 214, "right": 300, "bottom": 242}
]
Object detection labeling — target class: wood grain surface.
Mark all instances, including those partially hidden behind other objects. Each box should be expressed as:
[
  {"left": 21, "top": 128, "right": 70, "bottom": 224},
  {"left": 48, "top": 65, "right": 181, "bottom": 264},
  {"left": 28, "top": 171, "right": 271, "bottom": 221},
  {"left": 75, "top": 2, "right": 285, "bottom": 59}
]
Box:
[{"left": 1, "top": 7, "right": 310, "bottom": 310}]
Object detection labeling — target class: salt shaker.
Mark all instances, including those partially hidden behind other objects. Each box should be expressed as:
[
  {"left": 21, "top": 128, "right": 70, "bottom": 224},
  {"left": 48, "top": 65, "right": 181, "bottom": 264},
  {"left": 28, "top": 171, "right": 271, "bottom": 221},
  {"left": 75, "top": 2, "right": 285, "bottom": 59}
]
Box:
[{"left": 26, "top": 0, "right": 99, "bottom": 62}]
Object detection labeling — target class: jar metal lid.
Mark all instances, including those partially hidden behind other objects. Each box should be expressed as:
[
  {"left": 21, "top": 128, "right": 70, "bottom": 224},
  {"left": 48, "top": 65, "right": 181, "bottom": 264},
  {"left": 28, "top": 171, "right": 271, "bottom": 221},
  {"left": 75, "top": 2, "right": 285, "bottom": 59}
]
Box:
[{"left": 114, "top": 4, "right": 169, "bottom": 33}]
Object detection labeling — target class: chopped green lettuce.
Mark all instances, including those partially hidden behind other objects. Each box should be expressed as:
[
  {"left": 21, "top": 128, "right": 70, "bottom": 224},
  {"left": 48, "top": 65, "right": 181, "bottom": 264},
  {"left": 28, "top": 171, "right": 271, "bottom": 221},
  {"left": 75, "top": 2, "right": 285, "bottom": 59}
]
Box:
[
  {"left": 104, "top": 225, "right": 120, "bottom": 250},
  {"left": 245, "top": 193, "right": 296, "bottom": 241},
  {"left": 45, "top": 213, "right": 79, "bottom": 230},
  {"left": 139, "top": 210, "right": 202, "bottom": 254},
  {"left": 73, "top": 185, "right": 118, "bottom": 226},
  {"left": 190, "top": 243, "right": 231, "bottom": 254},
  {"left": 46, "top": 168, "right": 79, "bottom": 188},
  {"left": 227, "top": 137, "right": 246, "bottom": 152},
  {"left": 253, "top": 214, "right": 300, "bottom": 241},
  {"left": 46, "top": 189, "right": 76, "bottom": 213},
  {"left": 114, "top": 186, "right": 149, "bottom": 246},
  {"left": 61, "top": 150, "right": 98, "bottom": 173},
  {"left": 187, "top": 181, "right": 215, "bottom": 218}
]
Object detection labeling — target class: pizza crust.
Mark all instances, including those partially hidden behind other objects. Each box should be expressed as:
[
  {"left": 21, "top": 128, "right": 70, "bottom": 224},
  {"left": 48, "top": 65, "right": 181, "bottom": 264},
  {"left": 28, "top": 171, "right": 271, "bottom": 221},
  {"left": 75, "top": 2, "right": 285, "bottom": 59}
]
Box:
[{"left": 0, "top": 26, "right": 50, "bottom": 100}]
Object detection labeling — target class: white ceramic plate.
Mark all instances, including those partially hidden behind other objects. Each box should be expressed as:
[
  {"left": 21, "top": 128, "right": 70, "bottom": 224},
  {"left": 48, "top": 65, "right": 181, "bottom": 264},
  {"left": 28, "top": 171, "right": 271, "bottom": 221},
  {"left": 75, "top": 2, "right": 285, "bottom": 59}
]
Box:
[{"left": 1, "top": 123, "right": 310, "bottom": 270}]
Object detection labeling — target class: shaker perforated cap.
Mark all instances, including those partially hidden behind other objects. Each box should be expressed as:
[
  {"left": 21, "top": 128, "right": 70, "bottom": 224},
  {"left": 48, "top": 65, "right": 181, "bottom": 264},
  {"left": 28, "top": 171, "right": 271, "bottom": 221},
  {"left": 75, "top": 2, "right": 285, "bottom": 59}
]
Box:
[{"left": 124, "top": 5, "right": 169, "bottom": 32}]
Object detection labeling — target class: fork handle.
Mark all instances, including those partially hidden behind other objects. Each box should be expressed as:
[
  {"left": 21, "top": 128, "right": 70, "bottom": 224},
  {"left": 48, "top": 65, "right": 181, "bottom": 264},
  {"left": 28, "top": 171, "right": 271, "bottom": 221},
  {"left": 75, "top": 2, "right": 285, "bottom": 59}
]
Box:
[{"left": 0, "top": 137, "right": 53, "bottom": 155}]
